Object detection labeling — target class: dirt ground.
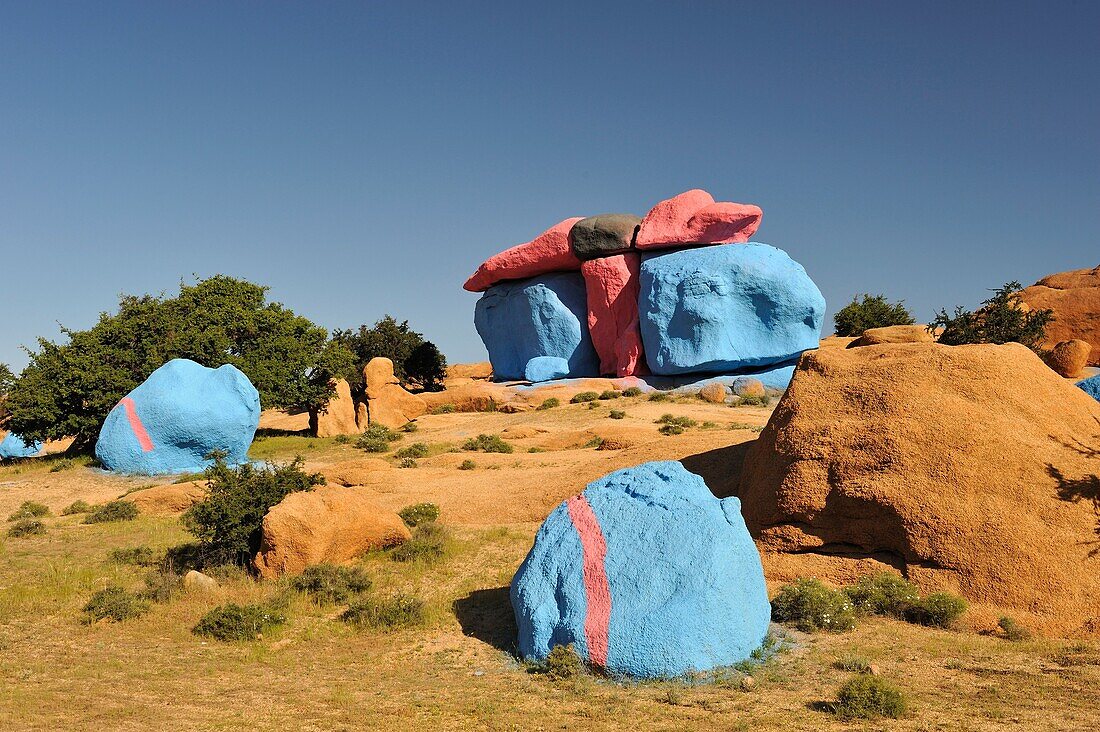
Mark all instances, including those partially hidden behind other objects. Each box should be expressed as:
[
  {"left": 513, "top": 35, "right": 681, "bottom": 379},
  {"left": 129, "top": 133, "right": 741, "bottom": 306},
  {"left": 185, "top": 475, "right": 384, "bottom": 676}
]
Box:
[{"left": 1, "top": 393, "right": 1098, "bottom": 731}]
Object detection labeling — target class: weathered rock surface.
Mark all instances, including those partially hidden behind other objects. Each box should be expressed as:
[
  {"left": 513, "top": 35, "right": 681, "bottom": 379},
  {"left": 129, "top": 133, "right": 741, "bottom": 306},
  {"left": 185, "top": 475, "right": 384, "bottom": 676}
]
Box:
[
  {"left": 524, "top": 356, "right": 570, "bottom": 383},
  {"left": 464, "top": 218, "right": 584, "bottom": 292},
  {"left": 319, "top": 458, "right": 393, "bottom": 487},
  {"left": 511, "top": 461, "right": 770, "bottom": 678},
  {"left": 1048, "top": 339, "right": 1092, "bottom": 378},
  {"left": 1018, "top": 266, "right": 1100, "bottom": 365},
  {"left": 446, "top": 362, "right": 493, "bottom": 380},
  {"left": 474, "top": 272, "right": 599, "bottom": 381},
  {"left": 1079, "top": 374, "right": 1100, "bottom": 402},
  {"left": 95, "top": 359, "right": 259, "bottom": 475},
  {"left": 309, "top": 379, "right": 362, "bottom": 437},
  {"left": 847, "top": 324, "right": 933, "bottom": 347},
  {"left": 362, "top": 358, "right": 426, "bottom": 429},
  {"left": 127, "top": 481, "right": 207, "bottom": 515},
  {"left": 731, "top": 377, "right": 765, "bottom": 398},
  {"left": 698, "top": 382, "right": 727, "bottom": 403},
  {"left": 253, "top": 486, "right": 411, "bottom": 578},
  {"left": 635, "top": 189, "right": 762, "bottom": 250},
  {"left": 735, "top": 342, "right": 1100, "bottom": 633},
  {"left": 183, "top": 570, "right": 218, "bottom": 591},
  {"left": 581, "top": 253, "right": 646, "bottom": 377},
  {"left": 569, "top": 214, "right": 640, "bottom": 260},
  {"left": 639, "top": 244, "right": 825, "bottom": 375}
]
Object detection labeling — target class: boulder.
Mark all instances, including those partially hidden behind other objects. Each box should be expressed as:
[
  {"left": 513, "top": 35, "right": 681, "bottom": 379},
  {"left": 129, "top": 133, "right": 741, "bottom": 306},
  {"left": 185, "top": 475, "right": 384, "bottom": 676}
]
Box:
[
  {"left": 446, "top": 362, "right": 493, "bottom": 380},
  {"left": 183, "top": 570, "right": 218, "bottom": 591},
  {"left": 474, "top": 272, "right": 600, "bottom": 381},
  {"left": 511, "top": 461, "right": 770, "bottom": 678},
  {"left": 1048, "top": 339, "right": 1092, "bottom": 378},
  {"left": 420, "top": 381, "right": 515, "bottom": 413},
  {"left": 367, "top": 384, "right": 427, "bottom": 429},
  {"left": 731, "top": 377, "right": 765, "bottom": 398},
  {"left": 0, "top": 432, "right": 41, "bottom": 459},
  {"left": 363, "top": 357, "right": 400, "bottom": 398},
  {"left": 126, "top": 481, "right": 207, "bottom": 515},
  {"left": 319, "top": 458, "right": 393, "bottom": 487},
  {"left": 699, "top": 382, "right": 727, "bottom": 403},
  {"left": 735, "top": 342, "right": 1100, "bottom": 634},
  {"left": 525, "top": 356, "right": 570, "bottom": 383},
  {"left": 581, "top": 254, "right": 647, "bottom": 377},
  {"left": 253, "top": 486, "right": 411, "bottom": 578},
  {"left": 847, "top": 325, "right": 933, "bottom": 347},
  {"left": 309, "top": 379, "right": 362, "bottom": 437},
  {"left": 464, "top": 218, "right": 584, "bottom": 292},
  {"left": 95, "top": 359, "right": 259, "bottom": 475},
  {"left": 1018, "top": 266, "right": 1100, "bottom": 365},
  {"left": 639, "top": 244, "right": 825, "bottom": 375},
  {"left": 1078, "top": 374, "right": 1100, "bottom": 402},
  {"left": 569, "top": 213, "right": 640, "bottom": 260},
  {"left": 635, "top": 189, "right": 762, "bottom": 250}
]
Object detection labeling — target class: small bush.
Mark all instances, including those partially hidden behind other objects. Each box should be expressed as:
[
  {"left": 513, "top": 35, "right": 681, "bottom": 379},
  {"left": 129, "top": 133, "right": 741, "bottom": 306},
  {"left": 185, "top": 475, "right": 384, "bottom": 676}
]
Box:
[
  {"left": 608, "top": 409, "right": 626, "bottom": 420},
  {"left": 598, "top": 390, "right": 621, "bottom": 400},
  {"left": 398, "top": 457, "right": 417, "bottom": 468},
  {"left": 536, "top": 398, "right": 560, "bottom": 410},
  {"left": 621, "top": 387, "right": 643, "bottom": 397},
  {"left": 737, "top": 395, "right": 770, "bottom": 407},
  {"left": 142, "top": 570, "right": 181, "bottom": 603},
  {"left": 570, "top": 391, "right": 599, "bottom": 404},
  {"left": 844, "top": 572, "right": 920, "bottom": 617},
  {"left": 458, "top": 459, "right": 476, "bottom": 470},
  {"left": 431, "top": 403, "right": 455, "bottom": 414},
  {"left": 648, "top": 391, "right": 672, "bottom": 402},
  {"left": 903, "top": 592, "right": 966, "bottom": 629},
  {"left": 544, "top": 643, "right": 583, "bottom": 680},
  {"left": 834, "top": 294, "right": 915, "bottom": 337},
  {"left": 291, "top": 563, "right": 372, "bottom": 604},
  {"left": 108, "top": 546, "right": 158, "bottom": 566},
  {"left": 61, "top": 500, "right": 92, "bottom": 515},
  {"left": 82, "top": 587, "right": 150, "bottom": 624},
  {"left": 49, "top": 458, "right": 75, "bottom": 473},
  {"left": 932, "top": 281, "right": 1053, "bottom": 353},
  {"left": 357, "top": 424, "right": 403, "bottom": 453},
  {"left": 341, "top": 593, "right": 425, "bottom": 629},
  {"left": 333, "top": 434, "right": 352, "bottom": 445},
  {"left": 998, "top": 615, "right": 1032, "bottom": 641},
  {"left": 462, "top": 434, "right": 513, "bottom": 454},
  {"left": 834, "top": 655, "right": 874, "bottom": 674},
  {"left": 390, "top": 523, "right": 448, "bottom": 563},
  {"left": 401, "top": 422, "right": 419, "bottom": 433},
  {"left": 395, "top": 443, "right": 429, "bottom": 459},
  {"left": 7, "top": 519, "right": 46, "bottom": 537},
  {"left": 398, "top": 502, "right": 440, "bottom": 527},
  {"left": 8, "top": 500, "right": 49, "bottom": 521},
  {"left": 193, "top": 602, "right": 286, "bottom": 641},
  {"left": 83, "top": 500, "right": 139, "bottom": 524},
  {"left": 771, "top": 578, "right": 856, "bottom": 632},
  {"left": 659, "top": 424, "right": 684, "bottom": 436},
  {"left": 831, "top": 675, "right": 907, "bottom": 720}
]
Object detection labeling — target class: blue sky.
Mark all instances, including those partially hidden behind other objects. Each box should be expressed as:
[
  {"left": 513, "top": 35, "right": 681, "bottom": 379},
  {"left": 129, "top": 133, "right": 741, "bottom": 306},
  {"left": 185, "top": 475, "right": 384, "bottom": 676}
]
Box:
[{"left": 1, "top": 1, "right": 1097, "bottom": 370}]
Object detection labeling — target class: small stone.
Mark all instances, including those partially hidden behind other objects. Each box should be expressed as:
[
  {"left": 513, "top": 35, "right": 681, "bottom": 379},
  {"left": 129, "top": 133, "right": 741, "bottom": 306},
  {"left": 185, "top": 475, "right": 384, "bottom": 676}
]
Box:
[
  {"left": 183, "top": 570, "right": 218, "bottom": 591},
  {"left": 1048, "top": 339, "right": 1091, "bottom": 378},
  {"left": 699, "top": 383, "right": 727, "bottom": 404}
]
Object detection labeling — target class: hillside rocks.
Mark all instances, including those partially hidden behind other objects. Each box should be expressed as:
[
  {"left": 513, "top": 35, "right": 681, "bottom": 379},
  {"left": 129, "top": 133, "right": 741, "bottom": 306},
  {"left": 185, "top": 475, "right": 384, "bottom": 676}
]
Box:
[
  {"left": 639, "top": 244, "right": 825, "bottom": 375},
  {"left": 736, "top": 342, "right": 1100, "bottom": 633},
  {"left": 1048, "top": 339, "right": 1092, "bottom": 378},
  {"left": 1018, "top": 266, "right": 1100, "bottom": 365},
  {"left": 569, "top": 214, "right": 640, "bottom": 260},
  {"left": 635, "top": 189, "right": 762, "bottom": 250},
  {"left": 95, "top": 359, "right": 259, "bottom": 475},
  {"left": 0, "top": 432, "right": 41, "bottom": 459},
  {"left": 847, "top": 324, "right": 933, "bottom": 347},
  {"left": 463, "top": 218, "right": 583, "bottom": 292},
  {"left": 474, "top": 273, "right": 599, "bottom": 381},
  {"left": 511, "top": 461, "right": 770, "bottom": 678},
  {"left": 309, "top": 379, "right": 362, "bottom": 437},
  {"left": 581, "top": 254, "right": 646, "bottom": 377},
  {"left": 446, "top": 362, "right": 493, "bottom": 380},
  {"left": 253, "top": 485, "right": 411, "bottom": 578}
]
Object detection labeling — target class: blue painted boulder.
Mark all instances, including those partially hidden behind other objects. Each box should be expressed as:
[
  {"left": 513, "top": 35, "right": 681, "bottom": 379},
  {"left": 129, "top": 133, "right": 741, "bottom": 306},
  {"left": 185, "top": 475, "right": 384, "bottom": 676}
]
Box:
[
  {"left": 510, "top": 461, "right": 770, "bottom": 678},
  {"left": 639, "top": 243, "right": 825, "bottom": 375},
  {"left": 95, "top": 359, "right": 260, "bottom": 475},
  {"left": 1078, "top": 375, "right": 1100, "bottom": 402},
  {"left": 524, "top": 355, "right": 571, "bottom": 383},
  {"left": 0, "top": 433, "right": 41, "bottom": 459},
  {"left": 474, "top": 272, "right": 599, "bottom": 381}
]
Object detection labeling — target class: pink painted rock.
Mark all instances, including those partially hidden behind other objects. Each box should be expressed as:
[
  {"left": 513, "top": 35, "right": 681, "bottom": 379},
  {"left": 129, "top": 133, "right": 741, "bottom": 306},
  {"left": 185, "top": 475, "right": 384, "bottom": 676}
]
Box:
[
  {"left": 635, "top": 189, "right": 762, "bottom": 250},
  {"left": 463, "top": 218, "right": 584, "bottom": 292},
  {"left": 581, "top": 254, "right": 647, "bottom": 377}
]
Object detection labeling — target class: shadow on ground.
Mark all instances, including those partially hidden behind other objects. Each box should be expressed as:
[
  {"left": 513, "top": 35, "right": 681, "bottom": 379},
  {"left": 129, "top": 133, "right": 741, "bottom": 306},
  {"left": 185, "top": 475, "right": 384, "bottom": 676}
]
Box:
[
  {"left": 454, "top": 586, "right": 517, "bottom": 654},
  {"left": 680, "top": 439, "right": 756, "bottom": 499}
]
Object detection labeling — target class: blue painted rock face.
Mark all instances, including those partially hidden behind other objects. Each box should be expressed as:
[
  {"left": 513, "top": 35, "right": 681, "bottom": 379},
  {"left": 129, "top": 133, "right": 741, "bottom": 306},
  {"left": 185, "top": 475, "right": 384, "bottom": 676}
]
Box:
[
  {"left": 474, "top": 272, "right": 600, "bottom": 381},
  {"left": 510, "top": 461, "right": 771, "bottom": 679},
  {"left": 639, "top": 243, "right": 825, "bottom": 375},
  {"left": 0, "top": 433, "right": 41, "bottom": 459},
  {"left": 524, "top": 355, "right": 571, "bottom": 383},
  {"left": 95, "top": 359, "right": 260, "bottom": 475},
  {"left": 1078, "top": 375, "right": 1100, "bottom": 401}
]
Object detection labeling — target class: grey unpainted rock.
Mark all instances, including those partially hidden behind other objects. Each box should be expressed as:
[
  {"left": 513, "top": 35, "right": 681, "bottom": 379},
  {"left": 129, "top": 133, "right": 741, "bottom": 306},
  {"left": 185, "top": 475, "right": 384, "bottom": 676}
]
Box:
[
  {"left": 183, "top": 570, "right": 218, "bottom": 591},
  {"left": 569, "top": 214, "right": 641, "bottom": 260}
]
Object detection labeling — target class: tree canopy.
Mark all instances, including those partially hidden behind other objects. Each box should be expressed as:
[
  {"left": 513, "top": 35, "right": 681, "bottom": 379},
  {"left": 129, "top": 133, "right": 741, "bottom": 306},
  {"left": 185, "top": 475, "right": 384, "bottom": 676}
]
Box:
[
  {"left": 931, "top": 281, "right": 1054, "bottom": 351},
  {"left": 833, "top": 294, "right": 915, "bottom": 337},
  {"left": 331, "top": 315, "right": 447, "bottom": 393}
]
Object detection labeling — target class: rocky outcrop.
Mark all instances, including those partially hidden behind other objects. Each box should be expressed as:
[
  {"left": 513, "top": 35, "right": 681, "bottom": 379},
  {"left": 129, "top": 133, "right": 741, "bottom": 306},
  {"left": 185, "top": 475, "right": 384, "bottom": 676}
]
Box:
[
  {"left": 362, "top": 358, "right": 426, "bottom": 429},
  {"left": 847, "top": 324, "right": 933, "bottom": 347},
  {"left": 569, "top": 214, "right": 640, "bottom": 260},
  {"left": 581, "top": 254, "right": 646, "bottom": 377},
  {"left": 1018, "top": 266, "right": 1100, "bottom": 365},
  {"left": 309, "top": 379, "right": 362, "bottom": 437},
  {"left": 1048, "top": 339, "right": 1092, "bottom": 378},
  {"left": 127, "top": 481, "right": 207, "bottom": 515}
]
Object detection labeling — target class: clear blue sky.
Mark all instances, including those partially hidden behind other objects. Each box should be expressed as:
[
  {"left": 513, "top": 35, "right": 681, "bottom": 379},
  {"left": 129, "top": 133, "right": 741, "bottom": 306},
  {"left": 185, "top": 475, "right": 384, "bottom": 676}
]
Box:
[{"left": 2, "top": 1, "right": 1098, "bottom": 371}]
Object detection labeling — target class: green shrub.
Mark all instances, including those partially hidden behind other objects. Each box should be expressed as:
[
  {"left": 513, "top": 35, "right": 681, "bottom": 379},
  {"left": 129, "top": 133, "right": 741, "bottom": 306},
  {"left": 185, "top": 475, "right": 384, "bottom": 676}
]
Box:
[
  {"left": 7, "top": 519, "right": 46, "bottom": 537},
  {"left": 330, "top": 315, "right": 448, "bottom": 393},
  {"left": 658, "top": 424, "right": 684, "bottom": 436},
  {"left": 544, "top": 643, "right": 583, "bottom": 680},
  {"left": 844, "top": 572, "right": 920, "bottom": 617},
  {"left": 192, "top": 602, "right": 286, "bottom": 641},
  {"left": 598, "top": 390, "right": 621, "bottom": 400},
  {"left": 770, "top": 578, "right": 856, "bottom": 632},
  {"left": 333, "top": 434, "right": 352, "bottom": 445},
  {"left": 341, "top": 593, "right": 425, "bottom": 629},
  {"left": 397, "top": 457, "right": 417, "bottom": 468},
  {"left": 357, "top": 424, "right": 403, "bottom": 453},
  {"left": 141, "top": 569, "right": 181, "bottom": 603},
  {"left": 648, "top": 392, "right": 672, "bottom": 402},
  {"left": 621, "top": 387, "right": 643, "bottom": 397},
  {"left": 570, "top": 391, "right": 599, "bottom": 404},
  {"left": 395, "top": 443, "right": 429, "bottom": 459},
  {"left": 390, "top": 523, "right": 448, "bottom": 563},
  {"left": 831, "top": 675, "right": 907, "bottom": 720},
  {"left": 834, "top": 294, "right": 915, "bottom": 337},
  {"left": 536, "top": 398, "right": 560, "bottom": 410},
  {"left": 431, "top": 403, "right": 456, "bottom": 414},
  {"left": 657, "top": 414, "right": 697, "bottom": 428},
  {"left": 183, "top": 456, "right": 323, "bottom": 566},
  {"left": 84, "top": 500, "right": 139, "bottom": 524},
  {"left": 608, "top": 409, "right": 626, "bottom": 420},
  {"left": 462, "top": 434, "right": 513, "bottom": 454},
  {"left": 8, "top": 500, "right": 49, "bottom": 521},
  {"left": 998, "top": 615, "right": 1031, "bottom": 641},
  {"left": 458, "top": 459, "right": 476, "bottom": 470},
  {"left": 61, "top": 500, "right": 92, "bottom": 515},
  {"left": 932, "top": 281, "right": 1054, "bottom": 352},
  {"left": 108, "top": 546, "right": 158, "bottom": 566},
  {"left": 401, "top": 422, "right": 419, "bottom": 433},
  {"left": 398, "top": 503, "right": 440, "bottom": 527},
  {"left": 903, "top": 591, "right": 966, "bottom": 629},
  {"left": 49, "top": 458, "right": 75, "bottom": 472},
  {"left": 833, "top": 655, "right": 874, "bottom": 674},
  {"left": 82, "top": 587, "right": 150, "bottom": 624},
  {"left": 737, "top": 395, "right": 770, "bottom": 407},
  {"left": 291, "top": 563, "right": 372, "bottom": 604}
]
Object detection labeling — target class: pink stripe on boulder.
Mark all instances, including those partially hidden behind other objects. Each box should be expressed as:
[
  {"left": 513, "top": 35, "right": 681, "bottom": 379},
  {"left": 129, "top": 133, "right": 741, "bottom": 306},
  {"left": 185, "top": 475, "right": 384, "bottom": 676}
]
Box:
[
  {"left": 463, "top": 218, "right": 584, "bottom": 292},
  {"left": 635, "top": 189, "right": 762, "bottom": 250},
  {"left": 566, "top": 494, "right": 611, "bottom": 669},
  {"left": 119, "top": 396, "right": 155, "bottom": 452},
  {"left": 581, "top": 253, "right": 647, "bottom": 377}
]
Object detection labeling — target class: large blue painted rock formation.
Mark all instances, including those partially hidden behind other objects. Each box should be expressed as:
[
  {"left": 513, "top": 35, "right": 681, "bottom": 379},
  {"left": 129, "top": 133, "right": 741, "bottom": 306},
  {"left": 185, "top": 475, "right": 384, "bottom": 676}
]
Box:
[
  {"left": 95, "top": 359, "right": 260, "bottom": 475},
  {"left": 1078, "top": 374, "right": 1100, "bottom": 402},
  {"left": 473, "top": 272, "right": 599, "bottom": 381},
  {"left": 510, "top": 461, "right": 771, "bottom": 679},
  {"left": 639, "top": 243, "right": 825, "bottom": 375},
  {"left": 0, "top": 433, "right": 41, "bottom": 459}
]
